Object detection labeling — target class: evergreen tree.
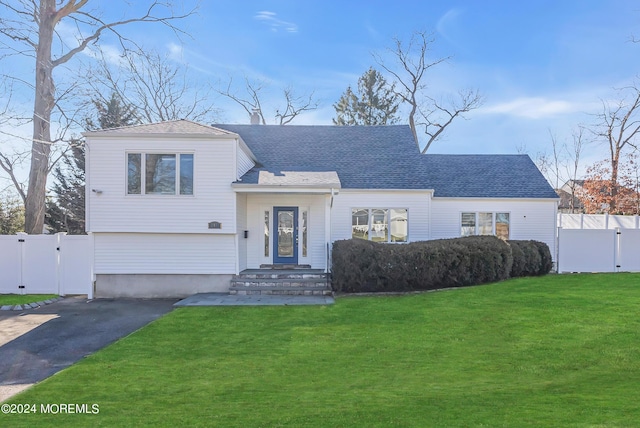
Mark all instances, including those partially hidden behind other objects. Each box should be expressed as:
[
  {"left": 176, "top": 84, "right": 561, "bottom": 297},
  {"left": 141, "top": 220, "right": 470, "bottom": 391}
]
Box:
[
  {"left": 332, "top": 86, "right": 359, "bottom": 125},
  {"left": 0, "top": 195, "right": 25, "bottom": 234},
  {"left": 45, "top": 142, "right": 86, "bottom": 234},
  {"left": 45, "top": 93, "right": 139, "bottom": 234},
  {"left": 333, "top": 67, "right": 400, "bottom": 126},
  {"left": 85, "top": 92, "right": 139, "bottom": 131}
]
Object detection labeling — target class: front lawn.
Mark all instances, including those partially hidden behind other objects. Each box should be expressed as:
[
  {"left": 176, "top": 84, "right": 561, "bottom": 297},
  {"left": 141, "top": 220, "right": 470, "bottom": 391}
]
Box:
[
  {"left": 0, "top": 294, "right": 58, "bottom": 306},
  {"left": 4, "top": 274, "right": 640, "bottom": 427}
]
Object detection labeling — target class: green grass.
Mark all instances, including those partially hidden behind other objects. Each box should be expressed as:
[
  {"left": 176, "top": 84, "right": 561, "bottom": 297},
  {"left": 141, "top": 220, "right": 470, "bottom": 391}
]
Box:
[
  {"left": 4, "top": 274, "right": 640, "bottom": 427},
  {"left": 0, "top": 294, "right": 58, "bottom": 305}
]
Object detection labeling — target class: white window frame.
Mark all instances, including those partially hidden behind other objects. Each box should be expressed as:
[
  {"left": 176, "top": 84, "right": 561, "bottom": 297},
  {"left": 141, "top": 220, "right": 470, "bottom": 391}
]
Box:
[
  {"left": 460, "top": 212, "right": 510, "bottom": 239},
  {"left": 126, "top": 152, "right": 194, "bottom": 196},
  {"left": 351, "top": 208, "right": 409, "bottom": 243}
]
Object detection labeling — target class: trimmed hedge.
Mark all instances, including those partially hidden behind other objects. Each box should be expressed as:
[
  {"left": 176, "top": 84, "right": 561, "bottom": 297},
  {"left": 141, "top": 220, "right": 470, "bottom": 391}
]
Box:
[
  {"left": 509, "top": 240, "right": 554, "bottom": 277},
  {"left": 331, "top": 236, "right": 552, "bottom": 293}
]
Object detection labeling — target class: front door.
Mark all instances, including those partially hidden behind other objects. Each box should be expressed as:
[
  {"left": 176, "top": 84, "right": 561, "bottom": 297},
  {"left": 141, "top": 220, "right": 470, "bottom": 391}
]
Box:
[{"left": 273, "top": 207, "right": 298, "bottom": 264}]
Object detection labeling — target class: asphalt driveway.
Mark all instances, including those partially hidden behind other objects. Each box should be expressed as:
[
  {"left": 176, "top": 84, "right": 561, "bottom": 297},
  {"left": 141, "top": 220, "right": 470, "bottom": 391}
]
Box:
[{"left": 0, "top": 296, "right": 176, "bottom": 401}]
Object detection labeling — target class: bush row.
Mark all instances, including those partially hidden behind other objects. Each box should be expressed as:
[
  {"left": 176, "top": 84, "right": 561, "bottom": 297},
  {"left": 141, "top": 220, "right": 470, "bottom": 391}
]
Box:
[{"left": 331, "top": 236, "right": 552, "bottom": 293}]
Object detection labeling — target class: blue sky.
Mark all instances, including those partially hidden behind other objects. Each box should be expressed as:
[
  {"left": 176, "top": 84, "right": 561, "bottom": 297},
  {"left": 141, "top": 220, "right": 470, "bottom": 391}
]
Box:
[
  {"left": 150, "top": 1, "right": 640, "bottom": 164},
  {"left": 4, "top": 0, "right": 640, "bottom": 185}
]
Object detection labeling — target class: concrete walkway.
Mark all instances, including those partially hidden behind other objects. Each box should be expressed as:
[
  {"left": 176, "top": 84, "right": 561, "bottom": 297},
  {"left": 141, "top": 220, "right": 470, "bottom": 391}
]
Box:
[{"left": 174, "top": 292, "right": 335, "bottom": 306}]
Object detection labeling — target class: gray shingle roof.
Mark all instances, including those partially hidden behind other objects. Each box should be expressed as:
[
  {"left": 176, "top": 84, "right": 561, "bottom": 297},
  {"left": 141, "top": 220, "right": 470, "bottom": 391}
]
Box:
[{"left": 213, "top": 124, "right": 558, "bottom": 199}]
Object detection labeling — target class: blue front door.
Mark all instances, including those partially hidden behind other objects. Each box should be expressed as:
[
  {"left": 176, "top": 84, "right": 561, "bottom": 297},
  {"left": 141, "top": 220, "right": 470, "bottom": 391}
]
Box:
[{"left": 273, "top": 207, "right": 298, "bottom": 264}]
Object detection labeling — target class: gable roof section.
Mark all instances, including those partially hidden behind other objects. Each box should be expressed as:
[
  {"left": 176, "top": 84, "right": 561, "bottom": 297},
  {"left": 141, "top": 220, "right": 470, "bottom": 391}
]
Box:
[
  {"left": 83, "top": 119, "right": 234, "bottom": 137},
  {"left": 215, "top": 124, "right": 422, "bottom": 190},
  {"left": 215, "top": 124, "right": 558, "bottom": 199}
]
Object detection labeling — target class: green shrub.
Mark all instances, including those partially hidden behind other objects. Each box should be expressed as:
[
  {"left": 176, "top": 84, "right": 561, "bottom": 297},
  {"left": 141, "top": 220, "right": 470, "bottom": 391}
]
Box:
[
  {"left": 507, "top": 240, "right": 553, "bottom": 277},
  {"left": 508, "top": 241, "right": 527, "bottom": 277},
  {"left": 532, "top": 240, "right": 553, "bottom": 275},
  {"left": 332, "top": 236, "right": 513, "bottom": 293}
]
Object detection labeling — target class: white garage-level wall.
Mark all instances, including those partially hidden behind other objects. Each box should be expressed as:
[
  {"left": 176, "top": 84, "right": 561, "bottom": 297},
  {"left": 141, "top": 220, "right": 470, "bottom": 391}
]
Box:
[
  {"left": 93, "top": 233, "right": 237, "bottom": 274},
  {"left": 86, "top": 136, "right": 238, "bottom": 234},
  {"left": 430, "top": 198, "right": 558, "bottom": 260},
  {"left": 330, "top": 190, "right": 432, "bottom": 242}
]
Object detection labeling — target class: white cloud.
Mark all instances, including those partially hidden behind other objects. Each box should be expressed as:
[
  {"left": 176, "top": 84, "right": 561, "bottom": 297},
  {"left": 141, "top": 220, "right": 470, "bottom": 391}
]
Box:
[
  {"left": 167, "top": 42, "right": 184, "bottom": 62},
  {"left": 254, "top": 11, "right": 298, "bottom": 33},
  {"left": 436, "top": 8, "right": 463, "bottom": 43},
  {"left": 480, "top": 97, "right": 597, "bottom": 119}
]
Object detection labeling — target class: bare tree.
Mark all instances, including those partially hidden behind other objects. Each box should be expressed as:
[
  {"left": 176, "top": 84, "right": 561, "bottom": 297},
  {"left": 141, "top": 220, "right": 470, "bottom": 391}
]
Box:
[
  {"left": 0, "top": 0, "right": 194, "bottom": 234},
  {"left": 543, "top": 129, "right": 566, "bottom": 190},
  {"left": 216, "top": 76, "right": 318, "bottom": 125},
  {"left": 418, "top": 89, "right": 483, "bottom": 153},
  {"left": 589, "top": 84, "right": 640, "bottom": 212},
  {"left": 85, "top": 47, "right": 219, "bottom": 124},
  {"left": 277, "top": 87, "right": 319, "bottom": 125},
  {"left": 563, "top": 127, "right": 586, "bottom": 213},
  {"left": 374, "top": 30, "right": 483, "bottom": 153}
]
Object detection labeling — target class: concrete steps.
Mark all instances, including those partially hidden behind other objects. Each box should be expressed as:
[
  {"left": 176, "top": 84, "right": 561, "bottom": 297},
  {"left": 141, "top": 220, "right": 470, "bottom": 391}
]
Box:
[{"left": 230, "top": 269, "right": 332, "bottom": 296}]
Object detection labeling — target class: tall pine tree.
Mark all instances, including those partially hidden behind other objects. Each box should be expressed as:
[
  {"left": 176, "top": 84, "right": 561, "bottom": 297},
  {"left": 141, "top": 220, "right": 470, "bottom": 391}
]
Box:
[
  {"left": 332, "top": 86, "right": 359, "bottom": 125},
  {"left": 45, "top": 93, "right": 139, "bottom": 233},
  {"left": 45, "top": 141, "right": 86, "bottom": 234},
  {"left": 333, "top": 67, "right": 400, "bottom": 125}
]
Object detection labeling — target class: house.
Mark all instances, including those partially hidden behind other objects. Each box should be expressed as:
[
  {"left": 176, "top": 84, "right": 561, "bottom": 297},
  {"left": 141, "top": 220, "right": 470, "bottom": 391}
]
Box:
[{"left": 84, "top": 120, "right": 559, "bottom": 297}]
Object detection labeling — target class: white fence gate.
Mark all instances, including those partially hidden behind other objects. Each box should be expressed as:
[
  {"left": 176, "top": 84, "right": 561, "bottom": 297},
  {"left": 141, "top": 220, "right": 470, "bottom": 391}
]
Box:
[
  {"left": 0, "top": 233, "right": 93, "bottom": 298},
  {"left": 557, "top": 213, "right": 640, "bottom": 273}
]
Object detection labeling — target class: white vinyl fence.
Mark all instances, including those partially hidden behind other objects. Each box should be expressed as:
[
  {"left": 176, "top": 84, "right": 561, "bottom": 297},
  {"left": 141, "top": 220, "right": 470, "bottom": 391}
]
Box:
[
  {"left": 557, "top": 213, "right": 640, "bottom": 273},
  {"left": 0, "top": 233, "right": 93, "bottom": 298}
]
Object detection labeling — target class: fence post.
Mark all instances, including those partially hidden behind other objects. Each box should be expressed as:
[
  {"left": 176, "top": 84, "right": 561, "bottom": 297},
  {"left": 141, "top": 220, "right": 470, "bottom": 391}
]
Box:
[
  {"left": 605, "top": 213, "right": 609, "bottom": 229},
  {"left": 580, "top": 213, "right": 584, "bottom": 229},
  {"left": 56, "top": 232, "right": 66, "bottom": 296},
  {"left": 88, "top": 232, "right": 95, "bottom": 300},
  {"left": 615, "top": 227, "right": 621, "bottom": 272},
  {"left": 556, "top": 227, "right": 561, "bottom": 273},
  {"left": 16, "top": 232, "right": 27, "bottom": 295}
]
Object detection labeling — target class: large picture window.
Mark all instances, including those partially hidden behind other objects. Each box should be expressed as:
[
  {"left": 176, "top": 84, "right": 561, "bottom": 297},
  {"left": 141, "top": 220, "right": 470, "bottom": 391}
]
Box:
[
  {"left": 461, "top": 212, "right": 510, "bottom": 239},
  {"left": 127, "top": 153, "right": 193, "bottom": 195},
  {"left": 352, "top": 208, "right": 408, "bottom": 243}
]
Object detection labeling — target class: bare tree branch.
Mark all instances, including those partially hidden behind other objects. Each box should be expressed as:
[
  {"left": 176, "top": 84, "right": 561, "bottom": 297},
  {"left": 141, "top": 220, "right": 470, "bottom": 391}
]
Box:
[
  {"left": 216, "top": 76, "right": 318, "bottom": 125},
  {"left": 276, "top": 87, "right": 319, "bottom": 125},
  {"left": 418, "top": 89, "right": 483, "bottom": 153},
  {"left": 586, "top": 83, "right": 640, "bottom": 212},
  {"left": 374, "top": 30, "right": 482, "bottom": 152},
  {"left": 0, "top": 151, "right": 27, "bottom": 203},
  {"left": 85, "top": 47, "right": 219, "bottom": 124}
]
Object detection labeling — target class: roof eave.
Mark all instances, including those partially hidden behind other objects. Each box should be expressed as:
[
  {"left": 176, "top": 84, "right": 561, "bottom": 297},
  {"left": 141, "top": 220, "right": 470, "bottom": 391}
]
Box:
[{"left": 231, "top": 183, "right": 341, "bottom": 194}]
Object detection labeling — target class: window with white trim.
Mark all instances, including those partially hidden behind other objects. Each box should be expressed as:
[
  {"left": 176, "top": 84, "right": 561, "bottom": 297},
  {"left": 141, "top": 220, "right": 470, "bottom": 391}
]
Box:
[
  {"left": 461, "top": 212, "right": 510, "bottom": 239},
  {"left": 352, "top": 208, "right": 408, "bottom": 242},
  {"left": 127, "top": 153, "right": 193, "bottom": 195}
]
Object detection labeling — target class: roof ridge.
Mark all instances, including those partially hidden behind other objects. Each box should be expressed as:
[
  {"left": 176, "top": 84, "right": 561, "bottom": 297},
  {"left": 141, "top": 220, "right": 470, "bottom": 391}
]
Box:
[{"left": 84, "top": 119, "right": 234, "bottom": 136}]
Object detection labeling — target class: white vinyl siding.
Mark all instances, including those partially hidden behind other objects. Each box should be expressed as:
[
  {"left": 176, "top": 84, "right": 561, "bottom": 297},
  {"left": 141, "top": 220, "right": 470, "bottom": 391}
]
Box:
[
  {"left": 236, "top": 193, "right": 248, "bottom": 271},
  {"left": 237, "top": 145, "right": 255, "bottom": 179},
  {"left": 94, "top": 233, "right": 236, "bottom": 274},
  {"left": 331, "top": 191, "right": 431, "bottom": 242},
  {"left": 245, "top": 194, "right": 327, "bottom": 269},
  {"left": 431, "top": 198, "right": 557, "bottom": 260},
  {"left": 87, "top": 137, "right": 237, "bottom": 233}
]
